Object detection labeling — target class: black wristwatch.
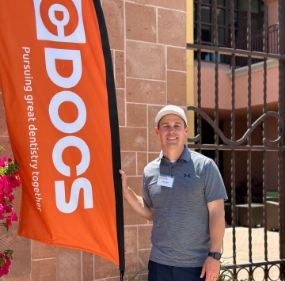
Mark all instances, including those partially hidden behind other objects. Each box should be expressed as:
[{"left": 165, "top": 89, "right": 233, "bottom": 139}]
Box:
[{"left": 208, "top": 252, "right": 221, "bottom": 260}]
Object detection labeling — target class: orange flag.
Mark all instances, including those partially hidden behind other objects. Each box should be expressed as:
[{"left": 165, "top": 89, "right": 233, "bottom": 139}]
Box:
[{"left": 0, "top": 0, "right": 124, "bottom": 268}]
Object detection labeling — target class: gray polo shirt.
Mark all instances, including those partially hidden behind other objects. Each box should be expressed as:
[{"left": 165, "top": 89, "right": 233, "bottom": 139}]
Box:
[{"left": 142, "top": 146, "right": 228, "bottom": 267}]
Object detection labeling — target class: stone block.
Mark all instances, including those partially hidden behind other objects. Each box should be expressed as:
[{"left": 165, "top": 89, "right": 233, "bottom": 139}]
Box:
[
  {"left": 82, "top": 251, "right": 93, "bottom": 281},
  {"left": 116, "top": 89, "right": 125, "bottom": 127},
  {"left": 127, "top": 103, "right": 147, "bottom": 127},
  {"left": 137, "top": 152, "right": 147, "bottom": 175},
  {"left": 126, "top": 41, "right": 166, "bottom": 80},
  {"left": 0, "top": 274, "right": 31, "bottom": 281},
  {"left": 167, "top": 47, "right": 186, "bottom": 71},
  {"left": 124, "top": 227, "right": 138, "bottom": 276},
  {"left": 126, "top": 2, "right": 156, "bottom": 42},
  {"left": 124, "top": 199, "right": 147, "bottom": 226},
  {"left": 138, "top": 249, "right": 150, "bottom": 270},
  {"left": 105, "top": 277, "right": 121, "bottom": 281},
  {"left": 119, "top": 127, "right": 147, "bottom": 151},
  {"left": 115, "top": 51, "right": 125, "bottom": 89},
  {"left": 148, "top": 152, "right": 160, "bottom": 163},
  {"left": 102, "top": 0, "right": 124, "bottom": 50},
  {"left": 158, "top": 9, "right": 186, "bottom": 47},
  {"left": 167, "top": 71, "right": 186, "bottom": 105},
  {"left": 0, "top": 223, "right": 31, "bottom": 277},
  {"left": 31, "top": 259, "right": 56, "bottom": 281},
  {"left": 126, "top": 78, "right": 166, "bottom": 104},
  {"left": 138, "top": 225, "right": 152, "bottom": 249},
  {"left": 121, "top": 151, "right": 136, "bottom": 175},
  {"left": 31, "top": 240, "right": 56, "bottom": 260},
  {"left": 2, "top": 276, "right": 31, "bottom": 281},
  {"left": 147, "top": 106, "right": 163, "bottom": 152},
  {"left": 57, "top": 248, "right": 81, "bottom": 281},
  {"left": 94, "top": 255, "right": 118, "bottom": 279},
  {"left": 134, "top": 0, "right": 185, "bottom": 11},
  {"left": 123, "top": 177, "right": 147, "bottom": 225},
  {"left": 12, "top": 189, "right": 22, "bottom": 216}
]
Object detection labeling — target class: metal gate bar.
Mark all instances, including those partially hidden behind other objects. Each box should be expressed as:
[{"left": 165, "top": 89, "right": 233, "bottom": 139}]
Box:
[
  {"left": 278, "top": 0, "right": 285, "bottom": 278},
  {"left": 246, "top": 1, "right": 253, "bottom": 273},
  {"left": 196, "top": 0, "right": 202, "bottom": 155},
  {"left": 229, "top": 0, "right": 237, "bottom": 270},
  {"left": 213, "top": 0, "right": 219, "bottom": 167},
  {"left": 262, "top": 2, "right": 269, "bottom": 279}
]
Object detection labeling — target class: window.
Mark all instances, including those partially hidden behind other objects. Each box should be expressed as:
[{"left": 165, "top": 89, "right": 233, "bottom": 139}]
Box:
[{"left": 194, "top": 0, "right": 264, "bottom": 64}]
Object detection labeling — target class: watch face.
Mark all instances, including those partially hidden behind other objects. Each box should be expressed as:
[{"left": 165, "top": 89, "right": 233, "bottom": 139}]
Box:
[
  {"left": 214, "top": 252, "right": 221, "bottom": 260},
  {"left": 209, "top": 252, "right": 221, "bottom": 260}
]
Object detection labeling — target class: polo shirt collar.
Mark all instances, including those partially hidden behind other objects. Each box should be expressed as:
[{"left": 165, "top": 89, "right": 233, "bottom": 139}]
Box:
[{"left": 158, "top": 145, "right": 190, "bottom": 163}]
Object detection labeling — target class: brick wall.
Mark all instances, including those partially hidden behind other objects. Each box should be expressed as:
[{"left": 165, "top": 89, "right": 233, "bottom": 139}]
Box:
[{"left": 0, "top": 0, "right": 186, "bottom": 280}]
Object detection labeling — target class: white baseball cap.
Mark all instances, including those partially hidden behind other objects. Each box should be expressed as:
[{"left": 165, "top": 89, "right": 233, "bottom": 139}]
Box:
[{"left": 155, "top": 105, "right": 187, "bottom": 126}]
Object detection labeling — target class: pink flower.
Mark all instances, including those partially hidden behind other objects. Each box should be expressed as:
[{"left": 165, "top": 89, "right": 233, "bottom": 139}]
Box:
[
  {"left": 5, "top": 217, "right": 12, "bottom": 227},
  {"left": 4, "top": 205, "right": 13, "bottom": 213},
  {"left": 0, "top": 205, "right": 4, "bottom": 219},
  {"left": 0, "top": 157, "right": 8, "bottom": 167},
  {"left": 0, "top": 253, "right": 11, "bottom": 277},
  {"left": 10, "top": 213, "right": 18, "bottom": 221},
  {"left": 0, "top": 266, "right": 9, "bottom": 276},
  {"left": 7, "top": 176, "right": 20, "bottom": 189},
  {"left": 0, "top": 176, "right": 9, "bottom": 193},
  {"left": 0, "top": 154, "right": 20, "bottom": 277}
]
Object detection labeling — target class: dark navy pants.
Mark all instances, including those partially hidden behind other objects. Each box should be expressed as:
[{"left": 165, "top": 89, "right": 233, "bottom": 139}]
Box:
[{"left": 148, "top": 260, "right": 206, "bottom": 281}]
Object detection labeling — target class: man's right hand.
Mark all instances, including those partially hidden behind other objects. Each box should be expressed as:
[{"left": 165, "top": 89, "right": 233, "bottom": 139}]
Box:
[
  {"left": 119, "top": 169, "right": 130, "bottom": 196},
  {"left": 118, "top": 169, "right": 153, "bottom": 221}
]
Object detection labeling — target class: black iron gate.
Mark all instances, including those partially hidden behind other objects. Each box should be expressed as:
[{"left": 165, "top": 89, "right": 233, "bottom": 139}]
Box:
[{"left": 187, "top": 0, "right": 285, "bottom": 280}]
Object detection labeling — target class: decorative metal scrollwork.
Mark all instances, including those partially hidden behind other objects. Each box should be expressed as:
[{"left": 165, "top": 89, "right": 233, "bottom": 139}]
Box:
[{"left": 187, "top": 106, "right": 284, "bottom": 146}]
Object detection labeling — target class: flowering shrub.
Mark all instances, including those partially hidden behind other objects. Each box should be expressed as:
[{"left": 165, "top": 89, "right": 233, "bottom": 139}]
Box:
[
  {"left": 0, "top": 250, "right": 13, "bottom": 277},
  {"left": 0, "top": 146, "right": 21, "bottom": 277}
]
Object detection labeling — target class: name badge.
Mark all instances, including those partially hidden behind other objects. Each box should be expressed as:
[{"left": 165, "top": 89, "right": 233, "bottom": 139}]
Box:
[{"left": 157, "top": 174, "right": 175, "bottom": 188}]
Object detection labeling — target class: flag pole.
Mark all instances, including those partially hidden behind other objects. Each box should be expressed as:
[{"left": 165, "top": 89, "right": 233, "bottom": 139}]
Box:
[{"left": 92, "top": 0, "right": 125, "bottom": 276}]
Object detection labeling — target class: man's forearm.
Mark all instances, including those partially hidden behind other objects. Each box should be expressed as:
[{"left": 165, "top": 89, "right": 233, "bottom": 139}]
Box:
[
  {"left": 208, "top": 200, "right": 226, "bottom": 252},
  {"left": 123, "top": 186, "right": 153, "bottom": 221},
  {"left": 120, "top": 169, "right": 153, "bottom": 220}
]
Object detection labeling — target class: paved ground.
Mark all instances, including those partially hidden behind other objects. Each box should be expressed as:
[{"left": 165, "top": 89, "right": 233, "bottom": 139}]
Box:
[{"left": 222, "top": 227, "right": 280, "bottom": 280}]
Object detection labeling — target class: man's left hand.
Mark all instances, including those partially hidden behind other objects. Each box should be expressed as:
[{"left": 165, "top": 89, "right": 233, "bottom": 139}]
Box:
[{"left": 200, "top": 256, "right": 220, "bottom": 281}]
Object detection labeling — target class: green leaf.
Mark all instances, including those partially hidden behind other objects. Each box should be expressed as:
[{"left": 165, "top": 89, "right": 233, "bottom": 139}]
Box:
[
  {"left": 0, "top": 166, "right": 6, "bottom": 176},
  {"left": 4, "top": 250, "right": 13, "bottom": 259},
  {"left": 0, "top": 257, "right": 6, "bottom": 266},
  {"left": 5, "top": 161, "right": 21, "bottom": 176}
]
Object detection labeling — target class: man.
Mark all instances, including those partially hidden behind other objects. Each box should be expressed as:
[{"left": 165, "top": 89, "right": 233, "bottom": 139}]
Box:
[{"left": 120, "top": 105, "right": 227, "bottom": 281}]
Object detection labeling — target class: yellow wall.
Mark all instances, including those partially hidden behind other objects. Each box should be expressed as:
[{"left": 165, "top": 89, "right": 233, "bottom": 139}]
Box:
[{"left": 186, "top": 0, "right": 195, "bottom": 139}]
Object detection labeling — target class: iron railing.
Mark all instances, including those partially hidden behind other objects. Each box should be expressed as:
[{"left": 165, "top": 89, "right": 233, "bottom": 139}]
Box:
[
  {"left": 236, "top": 24, "right": 279, "bottom": 67},
  {"left": 188, "top": 0, "right": 285, "bottom": 280}
]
